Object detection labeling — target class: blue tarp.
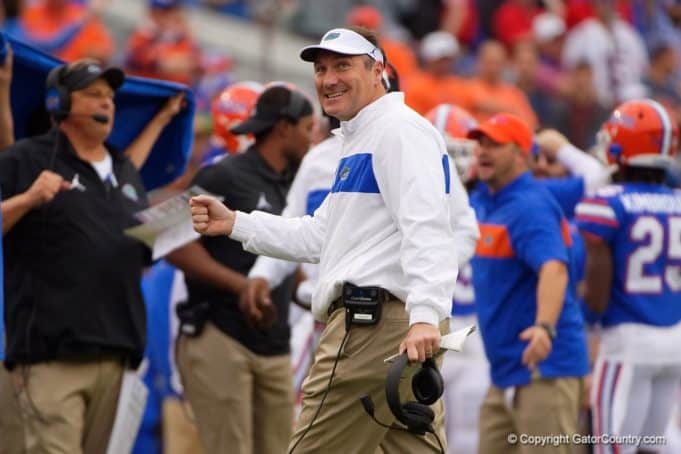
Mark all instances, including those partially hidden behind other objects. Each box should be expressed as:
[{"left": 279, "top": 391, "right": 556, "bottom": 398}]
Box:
[{"left": 6, "top": 34, "right": 195, "bottom": 190}]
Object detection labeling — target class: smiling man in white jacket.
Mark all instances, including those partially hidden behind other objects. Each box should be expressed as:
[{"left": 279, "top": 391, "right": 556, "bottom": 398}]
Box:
[{"left": 190, "top": 27, "right": 478, "bottom": 454}]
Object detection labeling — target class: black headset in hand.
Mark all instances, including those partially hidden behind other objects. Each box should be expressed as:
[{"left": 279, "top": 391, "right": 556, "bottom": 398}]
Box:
[
  {"left": 360, "top": 352, "right": 445, "bottom": 453},
  {"left": 386, "top": 353, "right": 444, "bottom": 434}
]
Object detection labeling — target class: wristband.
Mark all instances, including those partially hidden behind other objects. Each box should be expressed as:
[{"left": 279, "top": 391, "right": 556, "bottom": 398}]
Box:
[{"left": 536, "top": 322, "right": 557, "bottom": 341}]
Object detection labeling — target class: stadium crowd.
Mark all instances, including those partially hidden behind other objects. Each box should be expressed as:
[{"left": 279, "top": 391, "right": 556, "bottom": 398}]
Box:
[{"left": 0, "top": 0, "right": 681, "bottom": 453}]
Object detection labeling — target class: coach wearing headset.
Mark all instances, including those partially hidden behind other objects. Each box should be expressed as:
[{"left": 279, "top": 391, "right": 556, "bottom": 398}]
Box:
[
  {"left": 0, "top": 59, "right": 152, "bottom": 454},
  {"left": 190, "top": 27, "right": 478, "bottom": 453}
]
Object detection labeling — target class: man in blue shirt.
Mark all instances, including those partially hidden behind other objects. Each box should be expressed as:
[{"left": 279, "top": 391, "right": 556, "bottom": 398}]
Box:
[{"left": 467, "top": 113, "right": 589, "bottom": 454}]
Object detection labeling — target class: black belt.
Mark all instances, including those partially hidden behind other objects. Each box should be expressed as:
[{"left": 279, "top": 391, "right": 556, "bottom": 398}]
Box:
[{"left": 327, "top": 286, "right": 397, "bottom": 316}]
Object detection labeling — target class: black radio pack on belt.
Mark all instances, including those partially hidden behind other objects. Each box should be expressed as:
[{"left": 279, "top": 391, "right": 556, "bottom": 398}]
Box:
[
  {"left": 342, "top": 283, "right": 386, "bottom": 331},
  {"left": 176, "top": 301, "right": 210, "bottom": 337},
  {"left": 289, "top": 282, "right": 393, "bottom": 453}
]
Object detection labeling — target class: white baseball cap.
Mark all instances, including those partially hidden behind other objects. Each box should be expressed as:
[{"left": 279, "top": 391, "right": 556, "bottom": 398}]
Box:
[
  {"left": 420, "top": 31, "right": 459, "bottom": 62},
  {"left": 532, "top": 12, "right": 566, "bottom": 44},
  {"left": 300, "top": 28, "right": 384, "bottom": 63}
]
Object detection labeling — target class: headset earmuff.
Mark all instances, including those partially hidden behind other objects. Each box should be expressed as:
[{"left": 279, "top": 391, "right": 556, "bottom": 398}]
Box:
[
  {"left": 45, "top": 64, "right": 70, "bottom": 121},
  {"left": 385, "top": 353, "right": 443, "bottom": 435}
]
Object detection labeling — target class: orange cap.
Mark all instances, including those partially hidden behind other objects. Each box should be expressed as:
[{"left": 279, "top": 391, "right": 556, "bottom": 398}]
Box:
[{"left": 467, "top": 113, "right": 533, "bottom": 154}]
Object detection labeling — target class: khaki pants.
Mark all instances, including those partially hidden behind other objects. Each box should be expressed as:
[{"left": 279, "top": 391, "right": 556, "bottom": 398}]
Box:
[
  {"left": 478, "top": 377, "right": 582, "bottom": 454},
  {"left": 10, "top": 358, "right": 124, "bottom": 454},
  {"left": 0, "top": 363, "right": 24, "bottom": 454},
  {"left": 162, "top": 396, "right": 204, "bottom": 454},
  {"left": 288, "top": 298, "right": 449, "bottom": 454},
  {"left": 177, "top": 322, "right": 294, "bottom": 454}
]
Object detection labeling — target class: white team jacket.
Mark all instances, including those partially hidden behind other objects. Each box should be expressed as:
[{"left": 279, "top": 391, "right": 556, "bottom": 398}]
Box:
[
  {"left": 231, "top": 93, "right": 478, "bottom": 326},
  {"left": 248, "top": 134, "right": 343, "bottom": 295}
]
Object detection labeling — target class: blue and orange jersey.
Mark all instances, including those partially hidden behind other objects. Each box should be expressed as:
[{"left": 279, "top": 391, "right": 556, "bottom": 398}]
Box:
[
  {"left": 567, "top": 221, "right": 602, "bottom": 325},
  {"left": 451, "top": 177, "right": 585, "bottom": 319},
  {"left": 21, "top": 1, "right": 114, "bottom": 63},
  {"left": 125, "top": 25, "right": 201, "bottom": 85},
  {"left": 471, "top": 172, "right": 589, "bottom": 388},
  {"left": 539, "top": 176, "right": 585, "bottom": 219},
  {"left": 575, "top": 183, "right": 681, "bottom": 328}
]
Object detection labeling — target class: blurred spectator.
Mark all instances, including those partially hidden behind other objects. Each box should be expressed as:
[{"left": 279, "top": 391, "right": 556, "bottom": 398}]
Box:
[
  {"left": 644, "top": 42, "right": 681, "bottom": 120},
  {"left": 18, "top": 0, "right": 114, "bottom": 63},
  {"left": 562, "top": 0, "right": 648, "bottom": 107},
  {"left": 634, "top": 1, "right": 681, "bottom": 79},
  {"left": 532, "top": 11, "right": 571, "bottom": 96},
  {"left": 346, "top": 5, "right": 417, "bottom": 80},
  {"left": 403, "top": 30, "right": 469, "bottom": 115},
  {"left": 466, "top": 40, "right": 538, "bottom": 129},
  {"left": 477, "top": 0, "right": 505, "bottom": 38},
  {"left": 547, "top": 61, "right": 610, "bottom": 150},
  {"left": 564, "top": 0, "right": 634, "bottom": 29},
  {"left": 513, "top": 42, "right": 559, "bottom": 128},
  {"left": 125, "top": 0, "right": 202, "bottom": 85},
  {"left": 440, "top": 0, "right": 479, "bottom": 47},
  {"left": 397, "top": 0, "right": 446, "bottom": 40},
  {"left": 492, "top": 0, "right": 541, "bottom": 48},
  {"left": 394, "top": 0, "right": 479, "bottom": 44}
]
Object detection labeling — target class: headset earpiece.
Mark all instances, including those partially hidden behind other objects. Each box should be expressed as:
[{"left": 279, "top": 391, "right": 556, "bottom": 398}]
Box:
[
  {"left": 402, "top": 402, "right": 435, "bottom": 432},
  {"left": 412, "top": 358, "right": 444, "bottom": 405},
  {"left": 385, "top": 353, "right": 443, "bottom": 435},
  {"left": 45, "top": 64, "right": 70, "bottom": 121}
]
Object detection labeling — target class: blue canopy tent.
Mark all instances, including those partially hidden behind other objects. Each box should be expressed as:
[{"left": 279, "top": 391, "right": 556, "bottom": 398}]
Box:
[{"left": 5, "top": 33, "right": 195, "bottom": 190}]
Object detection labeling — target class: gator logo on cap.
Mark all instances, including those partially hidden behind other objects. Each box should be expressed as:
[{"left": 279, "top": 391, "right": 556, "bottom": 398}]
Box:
[{"left": 323, "top": 32, "right": 341, "bottom": 41}]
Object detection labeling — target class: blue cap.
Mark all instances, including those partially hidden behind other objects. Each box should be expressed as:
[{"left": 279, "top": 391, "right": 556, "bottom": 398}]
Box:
[{"left": 149, "top": 0, "right": 181, "bottom": 9}]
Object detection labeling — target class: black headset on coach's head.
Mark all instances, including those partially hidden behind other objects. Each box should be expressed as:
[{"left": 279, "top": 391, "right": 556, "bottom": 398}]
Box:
[
  {"left": 45, "top": 64, "right": 72, "bottom": 122},
  {"left": 385, "top": 353, "right": 444, "bottom": 435}
]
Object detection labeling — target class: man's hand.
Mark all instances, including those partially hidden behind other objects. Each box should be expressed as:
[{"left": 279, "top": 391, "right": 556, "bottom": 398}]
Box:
[
  {"left": 156, "top": 92, "right": 186, "bottom": 126},
  {"left": 25, "top": 170, "right": 70, "bottom": 207},
  {"left": 534, "top": 129, "right": 568, "bottom": 159},
  {"left": 399, "top": 323, "right": 441, "bottom": 363},
  {"left": 519, "top": 326, "right": 552, "bottom": 369},
  {"left": 239, "top": 277, "right": 277, "bottom": 329},
  {"left": 190, "top": 195, "right": 235, "bottom": 236}
]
